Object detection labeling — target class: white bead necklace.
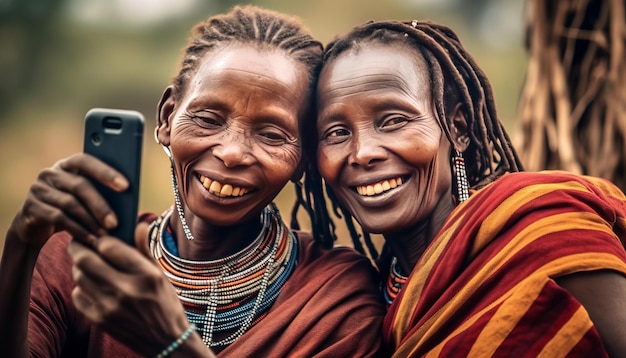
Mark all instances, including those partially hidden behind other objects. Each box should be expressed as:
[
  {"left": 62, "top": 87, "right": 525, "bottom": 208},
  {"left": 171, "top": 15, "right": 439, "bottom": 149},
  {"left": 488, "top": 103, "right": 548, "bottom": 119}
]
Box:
[{"left": 148, "top": 205, "right": 296, "bottom": 347}]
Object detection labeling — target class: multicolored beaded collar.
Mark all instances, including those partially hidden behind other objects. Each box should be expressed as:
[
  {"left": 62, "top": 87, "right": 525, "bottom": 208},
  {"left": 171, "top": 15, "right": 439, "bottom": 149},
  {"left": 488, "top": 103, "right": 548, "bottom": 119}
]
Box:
[
  {"left": 148, "top": 204, "right": 298, "bottom": 348},
  {"left": 384, "top": 256, "right": 409, "bottom": 306}
]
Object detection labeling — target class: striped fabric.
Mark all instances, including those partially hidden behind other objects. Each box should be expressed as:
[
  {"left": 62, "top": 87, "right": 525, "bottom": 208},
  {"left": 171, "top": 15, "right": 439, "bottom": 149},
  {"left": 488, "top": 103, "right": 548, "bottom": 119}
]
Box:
[{"left": 383, "top": 171, "right": 626, "bottom": 357}]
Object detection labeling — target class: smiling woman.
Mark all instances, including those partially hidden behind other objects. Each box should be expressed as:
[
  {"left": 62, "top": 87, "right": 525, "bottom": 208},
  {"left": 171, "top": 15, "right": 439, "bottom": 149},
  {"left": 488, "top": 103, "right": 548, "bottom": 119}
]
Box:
[
  {"left": 302, "top": 18, "right": 626, "bottom": 357},
  {"left": 0, "top": 6, "right": 385, "bottom": 357},
  {"left": 316, "top": 43, "right": 454, "bottom": 235},
  {"left": 158, "top": 46, "right": 307, "bottom": 236}
]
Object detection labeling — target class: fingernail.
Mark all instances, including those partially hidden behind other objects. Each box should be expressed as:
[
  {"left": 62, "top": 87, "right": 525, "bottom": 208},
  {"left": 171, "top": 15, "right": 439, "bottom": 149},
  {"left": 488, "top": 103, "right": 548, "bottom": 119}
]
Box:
[
  {"left": 112, "top": 176, "right": 129, "bottom": 191},
  {"left": 86, "top": 234, "right": 98, "bottom": 247},
  {"left": 104, "top": 213, "right": 118, "bottom": 229}
]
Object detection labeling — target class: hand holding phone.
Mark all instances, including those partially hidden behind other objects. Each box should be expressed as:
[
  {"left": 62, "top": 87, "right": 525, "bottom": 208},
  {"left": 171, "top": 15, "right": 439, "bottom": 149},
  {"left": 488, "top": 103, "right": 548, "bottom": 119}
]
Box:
[{"left": 83, "top": 108, "right": 144, "bottom": 245}]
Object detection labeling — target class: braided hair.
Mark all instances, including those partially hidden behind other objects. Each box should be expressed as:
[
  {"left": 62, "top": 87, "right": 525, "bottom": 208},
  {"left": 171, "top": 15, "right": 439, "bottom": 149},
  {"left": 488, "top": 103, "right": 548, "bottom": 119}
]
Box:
[
  {"left": 293, "top": 20, "right": 524, "bottom": 258},
  {"left": 171, "top": 5, "right": 322, "bottom": 104}
]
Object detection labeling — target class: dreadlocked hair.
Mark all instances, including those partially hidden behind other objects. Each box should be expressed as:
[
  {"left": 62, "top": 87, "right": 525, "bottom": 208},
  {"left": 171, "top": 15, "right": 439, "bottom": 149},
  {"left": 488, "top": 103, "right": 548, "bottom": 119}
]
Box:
[
  {"left": 301, "top": 20, "right": 524, "bottom": 260},
  {"left": 170, "top": 6, "right": 327, "bottom": 243}
]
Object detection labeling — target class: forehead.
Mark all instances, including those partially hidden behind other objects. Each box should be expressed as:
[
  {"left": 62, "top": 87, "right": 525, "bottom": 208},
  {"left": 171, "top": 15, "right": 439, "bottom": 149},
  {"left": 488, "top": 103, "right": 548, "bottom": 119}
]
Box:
[
  {"left": 193, "top": 45, "right": 308, "bottom": 92},
  {"left": 318, "top": 43, "right": 430, "bottom": 97}
]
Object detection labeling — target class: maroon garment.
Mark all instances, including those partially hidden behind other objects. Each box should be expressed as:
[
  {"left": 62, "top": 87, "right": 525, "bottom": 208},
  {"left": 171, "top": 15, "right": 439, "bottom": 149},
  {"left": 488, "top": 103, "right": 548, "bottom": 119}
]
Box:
[{"left": 28, "top": 227, "right": 385, "bottom": 357}]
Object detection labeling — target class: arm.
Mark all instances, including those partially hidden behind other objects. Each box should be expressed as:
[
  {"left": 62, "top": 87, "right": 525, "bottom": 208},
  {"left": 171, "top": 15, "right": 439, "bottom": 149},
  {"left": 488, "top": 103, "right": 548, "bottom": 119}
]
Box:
[
  {"left": 0, "top": 228, "right": 40, "bottom": 358},
  {"left": 556, "top": 270, "right": 626, "bottom": 357},
  {"left": 0, "top": 153, "right": 128, "bottom": 357}
]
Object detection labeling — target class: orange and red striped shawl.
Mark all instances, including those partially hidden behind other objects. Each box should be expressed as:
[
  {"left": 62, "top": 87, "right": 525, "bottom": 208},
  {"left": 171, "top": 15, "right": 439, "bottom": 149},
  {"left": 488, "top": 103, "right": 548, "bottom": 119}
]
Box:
[{"left": 383, "top": 171, "right": 626, "bottom": 357}]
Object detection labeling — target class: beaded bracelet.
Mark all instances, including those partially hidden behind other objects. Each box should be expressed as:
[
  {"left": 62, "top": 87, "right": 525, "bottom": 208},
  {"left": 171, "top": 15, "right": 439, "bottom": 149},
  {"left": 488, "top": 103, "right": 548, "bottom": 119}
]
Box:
[{"left": 154, "top": 324, "right": 196, "bottom": 358}]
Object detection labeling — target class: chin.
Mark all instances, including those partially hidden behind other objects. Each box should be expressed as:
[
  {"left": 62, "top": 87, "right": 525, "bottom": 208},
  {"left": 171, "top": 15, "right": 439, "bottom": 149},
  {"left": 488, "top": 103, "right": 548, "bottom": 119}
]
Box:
[{"left": 354, "top": 216, "right": 398, "bottom": 235}]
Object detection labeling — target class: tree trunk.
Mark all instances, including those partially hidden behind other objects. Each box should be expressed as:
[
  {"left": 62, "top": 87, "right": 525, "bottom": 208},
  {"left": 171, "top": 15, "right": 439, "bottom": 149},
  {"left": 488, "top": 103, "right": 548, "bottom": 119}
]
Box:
[{"left": 515, "top": 0, "right": 626, "bottom": 191}]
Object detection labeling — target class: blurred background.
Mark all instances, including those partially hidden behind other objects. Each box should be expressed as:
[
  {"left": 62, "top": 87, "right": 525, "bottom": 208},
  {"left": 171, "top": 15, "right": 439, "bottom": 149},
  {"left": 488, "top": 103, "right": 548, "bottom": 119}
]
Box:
[{"left": 0, "top": 0, "right": 526, "bottom": 252}]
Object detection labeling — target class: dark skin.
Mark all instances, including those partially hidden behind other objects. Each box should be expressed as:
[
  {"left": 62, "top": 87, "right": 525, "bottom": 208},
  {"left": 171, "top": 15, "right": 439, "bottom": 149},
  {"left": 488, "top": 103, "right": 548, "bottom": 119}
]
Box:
[
  {"left": 316, "top": 44, "right": 467, "bottom": 273},
  {"left": 316, "top": 43, "right": 626, "bottom": 356},
  {"left": 0, "top": 45, "right": 309, "bottom": 357}
]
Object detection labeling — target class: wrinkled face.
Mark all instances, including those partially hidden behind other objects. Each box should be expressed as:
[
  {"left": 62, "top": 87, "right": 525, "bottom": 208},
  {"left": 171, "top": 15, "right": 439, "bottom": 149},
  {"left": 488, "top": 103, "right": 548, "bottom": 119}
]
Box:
[
  {"left": 163, "top": 46, "right": 308, "bottom": 226},
  {"left": 316, "top": 44, "right": 453, "bottom": 234}
]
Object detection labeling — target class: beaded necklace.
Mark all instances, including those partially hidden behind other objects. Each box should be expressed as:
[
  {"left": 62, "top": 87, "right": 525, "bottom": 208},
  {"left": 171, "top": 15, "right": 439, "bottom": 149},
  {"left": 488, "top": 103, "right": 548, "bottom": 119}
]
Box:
[
  {"left": 148, "top": 204, "right": 298, "bottom": 347},
  {"left": 383, "top": 257, "right": 409, "bottom": 306}
]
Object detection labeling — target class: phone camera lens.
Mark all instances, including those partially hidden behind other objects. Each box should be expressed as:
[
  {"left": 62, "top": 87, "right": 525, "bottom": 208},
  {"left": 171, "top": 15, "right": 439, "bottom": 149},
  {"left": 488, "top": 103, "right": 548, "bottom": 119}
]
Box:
[{"left": 91, "top": 133, "right": 102, "bottom": 146}]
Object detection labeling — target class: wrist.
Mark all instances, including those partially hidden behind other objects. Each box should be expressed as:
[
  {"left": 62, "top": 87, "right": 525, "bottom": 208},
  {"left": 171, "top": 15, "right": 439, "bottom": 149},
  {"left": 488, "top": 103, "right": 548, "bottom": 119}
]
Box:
[
  {"left": 153, "top": 324, "right": 200, "bottom": 358},
  {"left": 170, "top": 330, "right": 216, "bottom": 358}
]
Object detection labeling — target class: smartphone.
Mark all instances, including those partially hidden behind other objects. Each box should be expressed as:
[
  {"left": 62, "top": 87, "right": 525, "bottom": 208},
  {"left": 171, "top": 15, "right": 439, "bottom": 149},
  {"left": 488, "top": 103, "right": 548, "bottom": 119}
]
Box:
[{"left": 83, "top": 108, "right": 144, "bottom": 245}]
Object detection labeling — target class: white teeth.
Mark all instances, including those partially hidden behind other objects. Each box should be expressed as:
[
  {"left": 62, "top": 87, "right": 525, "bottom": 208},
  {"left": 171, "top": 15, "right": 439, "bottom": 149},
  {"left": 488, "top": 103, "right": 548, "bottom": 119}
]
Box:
[
  {"left": 199, "top": 175, "right": 247, "bottom": 197},
  {"left": 356, "top": 177, "right": 404, "bottom": 197}
]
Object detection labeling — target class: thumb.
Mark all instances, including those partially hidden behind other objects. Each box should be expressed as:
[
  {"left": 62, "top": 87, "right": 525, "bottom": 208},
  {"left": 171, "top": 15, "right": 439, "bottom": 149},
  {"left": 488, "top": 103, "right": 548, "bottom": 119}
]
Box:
[{"left": 134, "top": 221, "right": 152, "bottom": 259}]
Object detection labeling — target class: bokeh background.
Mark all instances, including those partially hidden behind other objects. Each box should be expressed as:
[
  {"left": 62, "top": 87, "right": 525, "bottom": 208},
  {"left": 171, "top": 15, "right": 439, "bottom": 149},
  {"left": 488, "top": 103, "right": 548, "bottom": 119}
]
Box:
[{"left": 0, "top": 0, "right": 525, "bottom": 253}]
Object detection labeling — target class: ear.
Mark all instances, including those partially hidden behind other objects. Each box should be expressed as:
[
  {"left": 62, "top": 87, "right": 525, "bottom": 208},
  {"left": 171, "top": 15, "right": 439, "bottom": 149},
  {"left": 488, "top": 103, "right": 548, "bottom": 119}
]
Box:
[
  {"left": 156, "top": 86, "right": 176, "bottom": 146},
  {"left": 448, "top": 103, "right": 470, "bottom": 152}
]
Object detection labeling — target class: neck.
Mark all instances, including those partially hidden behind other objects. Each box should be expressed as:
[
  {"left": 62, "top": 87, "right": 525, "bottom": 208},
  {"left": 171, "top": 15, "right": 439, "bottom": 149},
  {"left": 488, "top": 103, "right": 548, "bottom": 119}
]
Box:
[
  {"left": 170, "top": 209, "right": 263, "bottom": 261},
  {"left": 384, "top": 193, "right": 456, "bottom": 274}
]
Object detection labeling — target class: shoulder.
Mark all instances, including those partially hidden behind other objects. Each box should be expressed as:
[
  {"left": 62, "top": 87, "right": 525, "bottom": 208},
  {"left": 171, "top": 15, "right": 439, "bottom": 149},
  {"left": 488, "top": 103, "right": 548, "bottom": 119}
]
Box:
[
  {"left": 482, "top": 170, "right": 624, "bottom": 197},
  {"left": 448, "top": 171, "right": 626, "bottom": 271},
  {"left": 288, "top": 230, "right": 381, "bottom": 296},
  {"left": 467, "top": 170, "right": 626, "bottom": 217},
  {"left": 293, "top": 230, "right": 378, "bottom": 274}
]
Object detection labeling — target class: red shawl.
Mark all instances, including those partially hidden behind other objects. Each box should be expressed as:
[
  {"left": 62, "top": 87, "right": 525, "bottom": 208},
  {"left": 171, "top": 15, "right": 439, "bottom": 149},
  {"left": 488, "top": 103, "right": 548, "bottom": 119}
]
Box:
[
  {"left": 29, "top": 228, "right": 385, "bottom": 357},
  {"left": 384, "top": 171, "right": 626, "bottom": 357}
]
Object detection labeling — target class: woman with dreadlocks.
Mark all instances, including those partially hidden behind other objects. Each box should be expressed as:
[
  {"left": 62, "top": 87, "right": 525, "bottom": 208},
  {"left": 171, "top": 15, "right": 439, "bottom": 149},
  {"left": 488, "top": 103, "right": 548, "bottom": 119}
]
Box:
[
  {"left": 301, "top": 19, "right": 626, "bottom": 356},
  {"left": 0, "top": 6, "right": 385, "bottom": 357}
]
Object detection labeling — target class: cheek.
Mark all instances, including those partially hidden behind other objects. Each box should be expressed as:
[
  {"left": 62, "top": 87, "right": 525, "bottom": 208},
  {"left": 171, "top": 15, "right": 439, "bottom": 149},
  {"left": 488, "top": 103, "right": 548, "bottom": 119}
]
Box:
[
  {"left": 264, "top": 145, "right": 302, "bottom": 180},
  {"left": 316, "top": 145, "right": 341, "bottom": 183},
  {"left": 398, "top": 127, "right": 443, "bottom": 165},
  {"left": 425, "top": 140, "right": 453, "bottom": 197},
  {"left": 169, "top": 123, "right": 205, "bottom": 154}
]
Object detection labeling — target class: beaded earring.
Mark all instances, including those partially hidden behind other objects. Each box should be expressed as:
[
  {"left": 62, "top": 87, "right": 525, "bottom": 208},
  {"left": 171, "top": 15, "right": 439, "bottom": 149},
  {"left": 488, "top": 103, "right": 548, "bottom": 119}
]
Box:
[
  {"left": 170, "top": 166, "right": 195, "bottom": 241},
  {"left": 155, "top": 127, "right": 195, "bottom": 241},
  {"left": 453, "top": 149, "right": 470, "bottom": 203}
]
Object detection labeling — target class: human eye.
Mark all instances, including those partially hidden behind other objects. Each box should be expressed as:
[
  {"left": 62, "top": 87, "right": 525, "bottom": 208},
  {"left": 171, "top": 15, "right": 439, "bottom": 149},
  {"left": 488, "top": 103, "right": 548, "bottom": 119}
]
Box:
[
  {"left": 321, "top": 126, "right": 351, "bottom": 144},
  {"left": 379, "top": 114, "right": 410, "bottom": 132},
  {"left": 257, "top": 126, "right": 297, "bottom": 146},
  {"left": 187, "top": 110, "right": 224, "bottom": 129}
]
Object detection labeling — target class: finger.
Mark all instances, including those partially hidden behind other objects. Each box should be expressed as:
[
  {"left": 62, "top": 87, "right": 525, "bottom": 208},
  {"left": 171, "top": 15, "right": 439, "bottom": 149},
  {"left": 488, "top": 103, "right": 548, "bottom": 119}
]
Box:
[
  {"left": 18, "top": 194, "right": 99, "bottom": 245},
  {"left": 134, "top": 221, "right": 153, "bottom": 259},
  {"left": 94, "top": 236, "right": 159, "bottom": 274},
  {"left": 71, "top": 286, "right": 101, "bottom": 324},
  {"left": 68, "top": 239, "right": 126, "bottom": 288},
  {"left": 56, "top": 153, "right": 129, "bottom": 191},
  {"left": 41, "top": 164, "right": 118, "bottom": 231},
  {"left": 29, "top": 180, "right": 105, "bottom": 236},
  {"left": 71, "top": 255, "right": 120, "bottom": 320}
]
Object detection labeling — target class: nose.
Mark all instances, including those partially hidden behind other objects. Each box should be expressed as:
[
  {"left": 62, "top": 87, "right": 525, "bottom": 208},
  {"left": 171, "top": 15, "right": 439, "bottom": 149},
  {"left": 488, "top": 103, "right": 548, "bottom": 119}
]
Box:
[
  {"left": 349, "top": 133, "right": 387, "bottom": 168},
  {"left": 211, "top": 129, "right": 255, "bottom": 168}
]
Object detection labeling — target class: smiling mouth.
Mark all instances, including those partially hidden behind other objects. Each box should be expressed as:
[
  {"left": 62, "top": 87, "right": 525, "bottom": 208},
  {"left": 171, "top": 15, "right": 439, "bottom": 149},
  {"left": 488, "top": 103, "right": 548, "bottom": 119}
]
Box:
[
  {"left": 354, "top": 176, "right": 406, "bottom": 196},
  {"left": 199, "top": 175, "right": 249, "bottom": 198}
]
